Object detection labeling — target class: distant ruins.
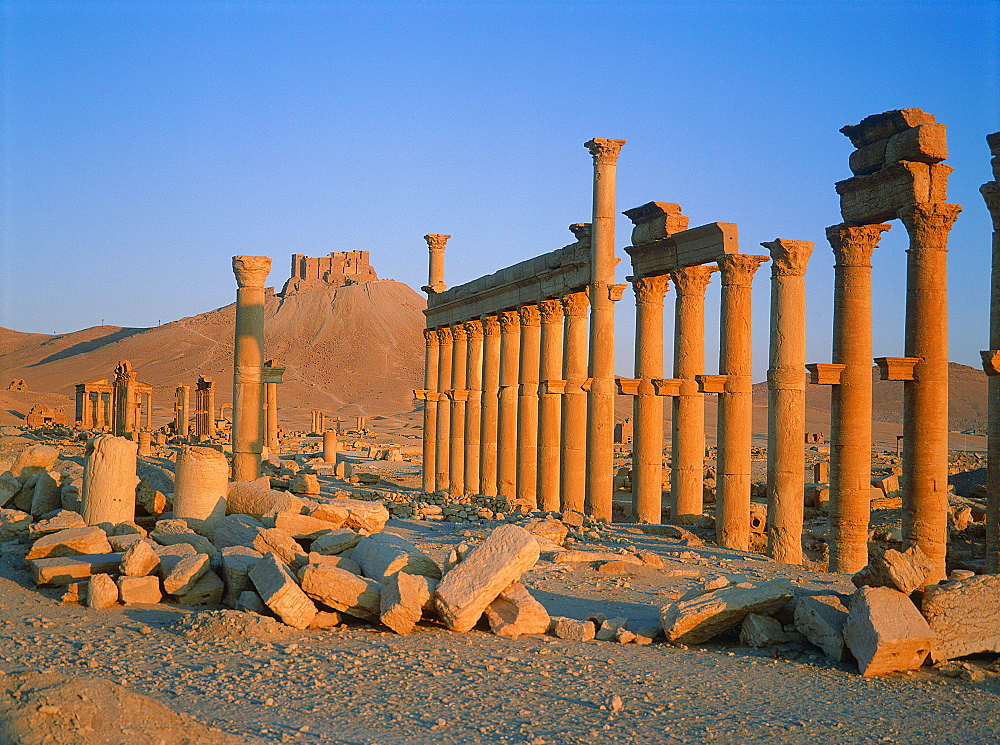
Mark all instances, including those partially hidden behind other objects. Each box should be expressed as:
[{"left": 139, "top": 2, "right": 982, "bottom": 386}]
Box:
[
  {"left": 75, "top": 362, "right": 153, "bottom": 435},
  {"left": 280, "top": 250, "right": 379, "bottom": 295}
]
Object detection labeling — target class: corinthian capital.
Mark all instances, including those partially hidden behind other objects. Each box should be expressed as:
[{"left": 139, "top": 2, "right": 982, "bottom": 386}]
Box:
[
  {"left": 898, "top": 203, "right": 962, "bottom": 251},
  {"left": 464, "top": 319, "right": 484, "bottom": 339},
  {"left": 538, "top": 299, "right": 564, "bottom": 323},
  {"left": 631, "top": 275, "right": 670, "bottom": 306},
  {"left": 717, "top": 254, "right": 769, "bottom": 287},
  {"left": 481, "top": 315, "right": 501, "bottom": 336},
  {"left": 569, "top": 223, "right": 592, "bottom": 244},
  {"left": 232, "top": 255, "right": 273, "bottom": 288},
  {"left": 424, "top": 234, "right": 451, "bottom": 252},
  {"left": 450, "top": 324, "right": 467, "bottom": 341},
  {"left": 669, "top": 265, "right": 717, "bottom": 297},
  {"left": 761, "top": 239, "right": 814, "bottom": 277},
  {"left": 827, "top": 223, "right": 891, "bottom": 267},
  {"left": 584, "top": 138, "right": 626, "bottom": 166},
  {"left": 561, "top": 291, "right": 590, "bottom": 317},
  {"left": 498, "top": 310, "right": 521, "bottom": 332},
  {"left": 518, "top": 304, "right": 541, "bottom": 327},
  {"left": 435, "top": 327, "right": 452, "bottom": 344},
  {"left": 423, "top": 328, "right": 440, "bottom": 345}
]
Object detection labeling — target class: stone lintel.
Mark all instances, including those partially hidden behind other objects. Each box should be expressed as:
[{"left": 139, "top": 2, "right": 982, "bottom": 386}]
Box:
[
  {"left": 840, "top": 109, "right": 938, "bottom": 148},
  {"left": 541, "top": 380, "right": 567, "bottom": 394},
  {"left": 651, "top": 378, "right": 683, "bottom": 397},
  {"left": 806, "top": 363, "right": 845, "bottom": 386},
  {"left": 622, "top": 201, "right": 689, "bottom": 247},
  {"left": 695, "top": 375, "right": 727, "bottom": 394},
  {"left": 627, "top": 222, "right": 738, "bottom": 278},
  {"left": 982, "top": 350, "right": 1000, "bottom": 376},
  {"left": 874, "top": 356, "right": 919, "bottom": 381},
  {"left": 835, "top": 161, "right": 952, "bottom": 224}
]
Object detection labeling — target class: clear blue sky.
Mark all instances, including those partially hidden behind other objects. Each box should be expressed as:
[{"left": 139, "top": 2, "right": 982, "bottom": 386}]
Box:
[{"left": 1, "top": 0, "right": 997, "bottom": 377}]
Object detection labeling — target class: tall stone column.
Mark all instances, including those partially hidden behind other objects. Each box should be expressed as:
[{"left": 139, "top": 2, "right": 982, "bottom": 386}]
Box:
[
  {"left": 479, "top": 316, "right": 502, "bottom": 495},
  {"left": 669, "top": 266, "right": 715, "bottom": 524},
  {"left": 899, "top": 203, "right": 961, "bottom": 581},
  {"left": 448, "top": 324, "right": 468, "bottom": 497},
  {"left": 144, "top": 392, "right": 152, "bottom": 430},
  {"left": 763, "top": 239, "right": 813, "bottom": 564},
  {"left": 560, "top": 291, "right": 590, "bottom": 512},
  {"left": 537, "top": 299, "right": 564, "bottom": 511},
  {"left": 262, "top": 361, "right": 284, "bottom": 451},
  {"left": 584, "top": 137, "right": 625, "bottom": 521},
  {"left": 828, "top": 224, "right": 889, "bottom": 573},
  {"left": 231, "top": 255, "right": 271, "bottom": 481},
  {"left": 982, "top": 137, "right": 1000, "bottom": 571},
  {"left": 323, "top": 430, "right": 339, "bottom": 463},
  {"left": 497, "top": 310, "right": 521, "bottom": 497},
  {"left": 424, "top": 234, "right": 450, "bottom": 294},
  {"left": 516, "top": 304, "right": 542, "bottom": 507},
  {"left": 434, "top": 327, "right": 453, "bottom": 492},
  {"left": 196, "top": 376, "right": 216, "bottom": 439},
  {"left": 715, "top": 254, "right": 768, "bottom": 550},
  {"left": 175, "top": 385, "right": 190, "bottom": 440},
  {"left": 630, "top": 275, "right": 670, "bottom": 523},
  {"left": 421, "top": 329, "right": 440, "bottom": 493},
  {"left": 464, "top": 320, "right": 484, "bottom": 494},
  {"left": 112, "top": 361, "right": 138, "bottom": 437}
]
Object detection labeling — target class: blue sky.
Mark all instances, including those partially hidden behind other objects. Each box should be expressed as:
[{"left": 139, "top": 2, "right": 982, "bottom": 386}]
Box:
[{"left": 1, "top": 0, "right": 997, "bottom": 376}]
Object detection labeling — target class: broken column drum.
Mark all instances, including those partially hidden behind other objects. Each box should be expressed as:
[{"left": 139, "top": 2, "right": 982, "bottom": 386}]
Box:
[
  {"left": 173, "top": 445, "right": 229, "bottom": 533},
  {"left": 323, "top": 430, "right": 338, "bottom": 463},
  {"left": 82, "top": 434, "right": 138, "bottom": 526}
]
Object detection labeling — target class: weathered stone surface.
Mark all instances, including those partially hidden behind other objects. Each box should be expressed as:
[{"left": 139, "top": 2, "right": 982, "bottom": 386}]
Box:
[
  {"left": 273, "top": 512, "right": 337, "bottom": 540},
  {"left": 163, "top": 553, "right": 210, "bottom": 595},
  {"left": 26, "top": 526, "right": 111, "bottom": 562},
  {"left": 173, "top": 445, "right": 229, "bottom": 535},
  {"left": 349, "top": 533, "right": 441, "bottom": 583},
  {"left": 108, "top": 533, "right": 148, "bottom": 552},
  {"left": 154, "top": 543, "right": 197, "bottom": 577},
  {"left": 0, "top": 509, "right": 31, "bottom": 540},
  {"left": 0, "top": 471, "right": 21, "bottom": 508},
  {"left": 28, "top": 510, "right": 85, "bottom": 538},
  {"left": 922, "top": 574, "right": 1000, "bottom": 660},
  {"left": 81, "top": 435, "right": 137, "bottom": 527},
  {"left": 213, "top": 514, "right": 265, "bottom": 550},
  {"left": 659, "top": 579, "right": 794, "bottom": 644},
  {"left": 298, "top": 562, "right": 381, "bottom": 620},
  {"left": 30, "top": 470, "right": 62, "bottom": 517},
  {"left": 11, "top": 444, "right": 59, "bottom": 481},
  {"left": 29, "top": 553, "right": 124, "bottom": 586},
  {"left": 150, "top": 520, "right": 217, "bottom": 557},
  {"left": 136, "top": 478, "right": 168, "bottom": 516},
  {"left": 306, "top": 552, "right": 362, "bottom": 575},
  {"left": 220, "top": 546, "right": 263, "bottom": 607},
  {"left": 843, "top": 586, "right": 935, "bottom": 676},
  {"left": 521, "top": 518, "right": 568, "bottom": 546},
  {"left": 174, "top": 570, "right": 224, "bottom": 606},
  {"left": 340, "top": 499, "right": 390, "bottom": 533},
  {"left": 552, "top": 550, "right": 643, "bottom": 566},
  {"left": 289, "top": 472, "right": 320, "bottom": 497},
  {"left": 379, "top": 571, "right": 435, "bottom": 634},
  {"left": 310, "top": 528, "right": 362, "bottom": 556},
  {"left": 549, "top": 616, "right": 596, "bottom": 641},
  {"left": 227, "top": 478, "right": 307, "bottom": 519},
  {"left": 594, "top": 616, "right": 628, "bottom": 642},
  {"left": 486, "top": 582, "right": 550, "bottom": 639},
  {"left": 633, "top": 627, "right": 660, "bottom": 645},
  {"left": 253, "top": 527, "right": 307, "bottom": 567},
  {"left": 309, "top": 610, "right": 342, "bottom": 629},
  {"left": 249, "top": 552, "right": 317, "bottom": 629},
  {"left": 120, "top": 539, "right": 160, "bottom": 577},
  {"left": 794, "top": 594, "right": 850, "bottom": 662},
  {"left": 739, "top": 613, "right": 789, "bottom": 648},
  {"left": 307, "top": 502, "right": 348, "bottom": 527},
  {"left": 117, "top": 575, "right": 162, "bottom": 605},
  {"left": 835, "top": 161, "right": 952, "bottom": 224},
  {"left": 434, "top": 524, "right": 540, "bottom": 633},
  {"left": 86, "top": 573, "right": 119, "bottom": 609},
  {"left": 852, "top": 545, "right": 936, "bottom": 594},
  {"left": 236, "top": 590, "right": 269, "bottom": 615}
]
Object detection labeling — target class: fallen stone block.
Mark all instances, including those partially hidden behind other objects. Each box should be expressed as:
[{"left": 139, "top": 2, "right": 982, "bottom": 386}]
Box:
[
  {"left": 273, "top": 512, "right": 337, "bottom": 540},
  {"left": 349, "top": 532, "right": 441, "bottom": 583},
  {"left": 521, "top": 518, "right": 569, "bottom": 546},
  {"left": 136, "top": 478, "right": 168, "bottom": 516},
  {"left": 120, "top": 539, "right": 160, "bottom": 578},
  {"left": 306, "top": 552, "right": 362, "bottom": 576},
  {"left": 220, "top": 546, "right": 263, "bottom": 607},
  {"left": 852, "top": 545, "right": 936, "bottom": 594},
  {"left": 595, "top": 616, "right": 628, "bottom": 642},
  {"left": 30, "top": 470, "right": 62, "bottom": 517},
  {"left": 174, "top": 570, "right": 224, "bottom": 606},
  {"left": 310, "top": 528, "right": 362, "bottom": 556},
  {"left": 253, "top": 527, "right": 307, "bottom": 567},
  {"left": 0, "top": 508, "right": 31, "bottom": 540},
  {"left": 309, "top": 611, "right": 342, "bottom": 629},
  {"left": 213, "top": 514, "right": 265, "bottom": 551},
  {"left": 549, "top": 617, "right": 596, "bottom": 642},
  {"left": 298, "top": 562, "right": 381, "bottom": 621},
  {"left": 552, "top": 550, "right": 643, "bottom": 566},
  {"left": 794, "top": 594, "right": 850, "bottom": 662},
  {"left": 307, "top": 502, "right": 349, "bottom": 527},
  {"left": 163, "top": 553, "right": 210, "bottom": 595},
  {"left": 289, "top": 472, "right": 320, "bottom": 497},
  {"left": 633, "top": 627, "right": 660, "bottom": 645},
  {"left": 86, "top": 573, "right": 119, "bottom": 609},
  {"left": 227, "top": 478, "right": 308, "bottom": 519},
  {"left": 843, "top": 586, "right": 935, "bottom": 676},
  {"left": 660, "top": 579, "right": 794, "bottom": 644},
  {"left": 26, "top": 526, "right": 111, "bottom": 562},
  {"left": 560, "top": 510, "right": 585, "bottom": 528},
  {"left": 108, "top": 534, "right": 148, "bottom": 552},
  {"left": 236, "top": 590, "right": 269, "bottom": 615},
  {"left": 29, "top": 553, "right": 124, "bottom": 586},
  {"left": 340, "top": 499, "right": 390, "bottom": 533},
  {"left": 117, "top": 575, "right": 162, "bottom": 605},
  {"left": 150, "top": 521, "right": 216, "bottom": 557},
  {"left": 434, "top": 524, "right": 540, "bottom": 633},
  {"left": 485, "top": 582, "right": 550, "bottom": 639},
  {"left": 922, "top": 574, "right": 1000, "bottom": 660},
  {"left": 61, "top": 581, "right": 87, "bottom": 604},
  {"left": 0, "top": 472, "right": 20, "bottom": 508},
  {"left": 154, "top": 543, "right": 197, "bottom": 577},
  {"left": 740, "top": 613, "right": 790, "bottom": 648},
  {"left": 11, "top": 444, "right": 59, "bottom": 481},
  {"left": 249, "top": 552, "right": 317, "bottom": 629},
  {"left": 28, "top": 510, "right": 86, "bottom": 538},
  {"left": 380, "top": 571, "right": 436, "bottom": 634}
]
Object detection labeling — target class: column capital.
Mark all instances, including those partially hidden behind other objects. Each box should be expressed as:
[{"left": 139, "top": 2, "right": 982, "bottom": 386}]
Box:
[
  {"left": 538, "top": 299, "right": 564, "bottom": 323},
  {"left": 569, "top": 223, "right": 592, "bottom": 243},
  {"left": 498, "top": 310, "right": 521, "bottom": 332},
  {"left": 423, "top": 234, "right": 451, "bottom": 252},
  {"left": 717, "top": 254, "right": 769, "bottom": 286},
  {"left": 899, "top": 203, "right": 962, "bottom": 250},
  {"left": 481, "top": 315, "right": 501, "bottom": 336},
  {"left": 762, "top": 238, "right": 814, "bottom": 277},
  {"left": 561, "top": 291, "right": 590, "bottom": 317},
  {"left": 982, "top": 183, "right": 1000, "bottom": 230},
  {"left": 423, "top": 328, "right": 440, "bottom": 345},
  {"left": 608, "top": 283, "right": 627, "bottom": 302},
  {"left": 630, "top": 275, "right": 671, "bottom": 306},
  {"left": 668, "top": 265, "right": 717, "bottom": 297},
  {"left": 463, "top": 319, "right": 484, "bottom": 339},
  {"left": 584, "top": 138, "right": 626, "bottom": 166},
  {"left": 450, "top": 323, "right": 468, "bottom": 342},
  {"left": 232, "top": 255, "right": 273, "bottom": 288},
  {"left": 435, "top": 327, "right": 452, "bottom": 344},
  {"left": 114, "top": 360, "right": 136, "bottom": 385},
  {"left": 827, "top": 223, "right": 891, "bottom": 266},
  {"left": 518, "top": 304, "right": 541, "bottom": 327}
]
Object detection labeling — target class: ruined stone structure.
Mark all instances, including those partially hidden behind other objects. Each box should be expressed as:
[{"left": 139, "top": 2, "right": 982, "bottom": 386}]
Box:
[
  {"left": 75, "top": 363, "right": 152, "bottom": 434},
  {"left": 231, "top": 255, "right": 271, "bottom": 481},
  {"left": 194, "top": 376, "right": 216, "bottom": 440},
  {"left": 7, "top": 379, "right": 27, "bottom": 391},
  {"left": 981, "top": 131, "right": 1000, "bottom": 572},
  {"left": 24, "top": 405, "right": 67, "bottom": 427},
  {"left": 613, "top": 418, "right": 633, "bottom": 445},
  {"left": 282, "top": 251, "right": 379, "bottom": 295},
  {"left": 174, "top": 385, "right": 190, "bottom": 438},
  {"left": 311, "top": 410, "right": 326, "bottom": 434}
]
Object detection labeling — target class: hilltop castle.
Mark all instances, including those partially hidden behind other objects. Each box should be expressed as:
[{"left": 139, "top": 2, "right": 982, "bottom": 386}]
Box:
[{"left": 280, "top": 251, "right": 380, "bottom": 295}]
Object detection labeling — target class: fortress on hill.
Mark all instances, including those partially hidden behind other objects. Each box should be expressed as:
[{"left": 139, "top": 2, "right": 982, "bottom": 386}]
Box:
[{"left": 281, "top": 250, "right": 379, "bottom": 295}]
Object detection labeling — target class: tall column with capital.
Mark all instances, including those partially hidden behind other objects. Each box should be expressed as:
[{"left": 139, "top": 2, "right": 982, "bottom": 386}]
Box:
[
  {"left": 982, "top": 132, "right": 1000, "bottom": 571},
  {"left": 479, "top": 316, "right": 502, "bottom": 495},
  {"left": 561, "top": 291, "right": 590, "bottom": 512},
  {"left": 420, "top": 329, "right": 440, "bottom": 493},
  {"left": 434, "top": 327, "right": 453, "bottom": 492},
  {"left": 424, "top": 234, "right": 449, "bottom": 294},
  {"left": 262, "top": 361, "right": 284, "bottom": 452},
  {"left": 715, "top": 254, "right": 769, "bottom": 550},
  {"left": 112, "top": 361, "right": 138, "bottom": 437},
  {"left": 464, "top": 319, "right": 484, "bottom": 494},
  {"left": 516, "top": 304, "right": 542, "bottom": 507},
  {"left": 537, "top": 299, "right": 564, "bottom": 511},
  {"left": 899, "top": 202, "right": 962, "bottom": 581},
  {"left": 630, "top": 275, "right": 670, "bottom": 523},
  {"left": 231, "top": 255, "right": 271, "bottom": 481},
  {"left": 496, "top": 310, "right": 521, "bottom": 497},
  {"left": 584, "top": 137, "right": 626, "bottom": 521},
  {"left": 175, "top": 385, "right": 190, "bottom": 440},
  {"left": 828, "top": 223, "right": 890, "bottom": 572},
  {"left": 669, "top": 266, "right": 716, "bottom": 523},
  {"left": 763, "top": 239, "right": 814, "bottom": 564},
  {"left": 448, "top": 323, "right": 468, "bottom": 496}
]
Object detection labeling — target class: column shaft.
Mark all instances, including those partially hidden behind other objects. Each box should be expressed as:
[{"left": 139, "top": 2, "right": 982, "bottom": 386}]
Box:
[
  {"left": 983, "top": 176, "right": 1000, "bottom": 571},
  {"left": 560, "top": 292, "right": 590, "bottom": 512},
  {"left": 516, "top": 305, "right": 542, "bottom": 507},
  {"left": 449, "top": 324, "right": 468, "bottom": 496},
  {"left": 537, "top": 300, "right": 564, "bottom": 511},
  {"left": 464, "top": 320, "right": 484, "bottom": 494},
  {"left": 231, "top": 255, "right": 271, "bottom": 481},
  {"left": 434, "top": 328, "right": 453, "bottom": 492},
  {"left": 496, "top": 311, "right": 521, "bottom": 497},
  {"left": 421, "top": 330, "right": 440, "bottom": 493},
  {"left": 265, "top": 383, "right": 278, "bottom": 450},
  {"left": 479, "top": 316, "right": 501, "bottom": 495}
]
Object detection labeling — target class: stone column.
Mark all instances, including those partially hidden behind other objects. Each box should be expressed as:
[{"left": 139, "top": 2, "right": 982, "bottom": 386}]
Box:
[
  {"left": 763, "top": 239, "right": 814, "bottom": 564},
  {"left": 537, "top": 299, "right": 564, "bottom": 511},
  {"left": 479, "top": 316, "right": 501, "bottom": 496},
  {"left": 196, "top": 376, "right": 216, "bottom": 439},
  {"left": 497, "top": 310, "right": 521, "bottom": 497},
  {"left": 231, "top": 255, "right": 271, "bottom": 481},
  {"left": 516, "top": 304, "right": 542, "bottom": 507},
  {"left": 262, "top": 361, "right": 284, "bottom": 451},
  {"left": 421, "top": 329, "right": 440, "bottom": 493},
  {"left": 112, "top": 361, "right": 138, "bottom": 437},
  {"left": 137, "top": 430, "right": 152, "bottom": 457},
  {"left": 448, "top": 323, "right": 468, "bottom": 497},
  {"left": 899, "top": 202, "right": 962, "bottom": 581},
  {"left": 827, "top": 224, "right": 890, "bottom": 573},
  {"left": 560, "top": 291, "right": 590, "bottom": 512},
  {"left": 82, "top": 434, "right": 137, "bottom": 526},
  {"left": 175, "top": 385, "right": 190, "bottom": 439},
  {"left": 584, "top": 137, "right": 626, "bottom": 521},
  {"left": 424, "top": 234, "right": 450, "bottom": 294},
  {"left": 144, "top": 392, "right": 152, "bottom": 430},
  {"left": 173, "top": 445, "right": 229, "bottom": 534},
  {"left": 668, "top": 266, "right": 716, "bottom": 524},
  {"left": 982, "top": 138, "right": 1000, "bottom": 571},
  {"left": 323, "top": 430, "right": 339, "bottom": 462},
  {"left": 464, "top": 319, "right": 484, "bottom": 495},
  {"left": 715, "top": 254, "right": 769, "bottom": 550},
  {"left": 630, "top": 275, "right": 670, "bottom": 523},
  {"left": 434, "top": 327, "right": 453, "bottom": 492}
]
